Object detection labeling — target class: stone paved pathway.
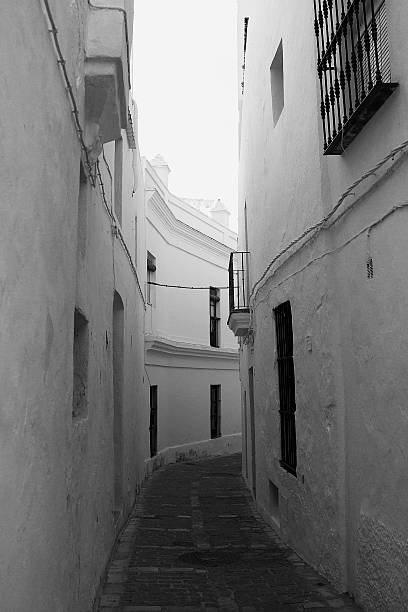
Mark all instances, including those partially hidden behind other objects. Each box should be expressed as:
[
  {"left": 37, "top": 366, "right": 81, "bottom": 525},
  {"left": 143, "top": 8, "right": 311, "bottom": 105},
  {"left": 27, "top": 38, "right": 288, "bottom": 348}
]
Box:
[{"left": 97, "top": 454, "right": 360, "bottom": 612}]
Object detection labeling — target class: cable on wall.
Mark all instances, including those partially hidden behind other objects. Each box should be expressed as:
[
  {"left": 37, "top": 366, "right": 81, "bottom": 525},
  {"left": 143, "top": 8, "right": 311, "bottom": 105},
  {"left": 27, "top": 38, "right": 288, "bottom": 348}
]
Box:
[
  {"left": 255, "top": 200, "right": 408, "bottom": 310},
  {"left": 40, "top": 0, "right": 96, "bottom": 185},
  {"left": 97, "top": 157, "right": 146, "bottom": 308},
  {"left": 147, "top": 282, "right": 229, "bottom": 290},
  {"left": 40, "top": 0, "right": 145, "bottom": 308},
  {"left": 250, "top": 137, "right": 408, "bottom": 303}
]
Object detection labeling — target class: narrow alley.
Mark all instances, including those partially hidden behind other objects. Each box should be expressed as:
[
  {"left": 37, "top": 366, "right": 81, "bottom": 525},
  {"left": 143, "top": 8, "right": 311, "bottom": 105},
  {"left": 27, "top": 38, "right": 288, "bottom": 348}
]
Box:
[{"left": 97, "top": 454, "right": 359, "bottom": 612}]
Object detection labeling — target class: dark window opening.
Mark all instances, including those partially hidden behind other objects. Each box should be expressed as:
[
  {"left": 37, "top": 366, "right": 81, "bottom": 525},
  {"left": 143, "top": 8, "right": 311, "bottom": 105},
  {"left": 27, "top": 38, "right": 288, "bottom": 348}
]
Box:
[
  {"left": 210, "top": 384, "right": 221, "bottom": 439},
  {"left": 274, "top": 301, "right": 297, "bottom": 476},
  {"left": 147, "top": 252, "right": 156, "bottom": 305},
  {"left": 73, "top": 308, "right": 89, "bottom": 419},
  {"left": 150, "top": 385, "right": 158, "bottom": 457},
  {"left": 314, "top": 0, "right": 398, "bottom": 155},
  {"left": 210, "top": 287, "right": 220, "bottom": 347}
]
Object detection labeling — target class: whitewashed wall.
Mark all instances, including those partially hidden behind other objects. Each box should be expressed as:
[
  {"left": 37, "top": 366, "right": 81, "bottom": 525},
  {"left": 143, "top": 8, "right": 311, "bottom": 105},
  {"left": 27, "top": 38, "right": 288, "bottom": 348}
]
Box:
[
  {"left": 144, "top": 160, "right": 241, "bottom": 455},
  {"left": 237, "top": 0, "right": 408, "bottom": 609}
]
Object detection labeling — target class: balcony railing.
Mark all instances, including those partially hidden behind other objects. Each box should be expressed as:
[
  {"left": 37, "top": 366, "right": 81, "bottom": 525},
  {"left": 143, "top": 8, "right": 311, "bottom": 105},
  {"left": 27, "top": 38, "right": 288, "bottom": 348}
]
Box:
[
  {"left": 314, "top": 0, "right": 398, "bottom": 155},
  {"left": 227, "top": 251, "right": 250, "bottom": 337}
]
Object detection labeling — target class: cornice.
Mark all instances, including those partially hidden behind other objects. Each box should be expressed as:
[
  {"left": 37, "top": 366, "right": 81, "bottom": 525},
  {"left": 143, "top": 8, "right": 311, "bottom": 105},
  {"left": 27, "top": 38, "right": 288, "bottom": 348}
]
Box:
[
  {"left": 145, "top": 334, "right": 239, "bottom": 362},
  {"left": 146, "top": 189, "right": 234, "bottom": 261}
]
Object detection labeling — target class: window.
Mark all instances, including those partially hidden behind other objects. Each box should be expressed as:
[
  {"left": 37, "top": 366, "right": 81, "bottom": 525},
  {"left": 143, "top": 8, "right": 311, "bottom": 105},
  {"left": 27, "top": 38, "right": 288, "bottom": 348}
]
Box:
[
  {"left": 72, "top": 308, "right": 89, "bottom": 419},
  {"left": 270, "top": 40, "right": 284, "bottom": 125},
  {"left": 314, "top": 0, "right": 398, "bottom": 155},
  {"left": 209, "top": 287, "right": 220, "bottom": 347},
  {"left": 210, "top": 385, "right": 221, "bottom": 439},
  {"left": 274, "top": 301, "right": 297, "bottom": 476},
  {"left": 147, "top": 252, "right": 156, "bottom": 305}
]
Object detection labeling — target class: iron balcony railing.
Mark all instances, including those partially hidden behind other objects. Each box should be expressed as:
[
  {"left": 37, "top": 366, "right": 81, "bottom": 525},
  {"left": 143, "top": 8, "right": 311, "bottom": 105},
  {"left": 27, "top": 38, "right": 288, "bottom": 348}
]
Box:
[
  {"left": 228, "top": 251, "right": 250, "bottom": 313},
  {"left": 314, "top": 0, "right": 398, "bottom": 155}
]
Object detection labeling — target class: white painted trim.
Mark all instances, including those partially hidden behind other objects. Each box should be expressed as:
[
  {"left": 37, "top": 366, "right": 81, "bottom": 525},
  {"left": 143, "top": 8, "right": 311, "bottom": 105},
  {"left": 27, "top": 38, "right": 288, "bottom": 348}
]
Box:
[
  {"left": 143, "top": 433, "right": 242, "bottom": 477},
  {"left": 145, "top": 334, "right": 239, "bottom": 362},
  {"left": 147, "top": 190, "right": 234, "bottom": 261}
]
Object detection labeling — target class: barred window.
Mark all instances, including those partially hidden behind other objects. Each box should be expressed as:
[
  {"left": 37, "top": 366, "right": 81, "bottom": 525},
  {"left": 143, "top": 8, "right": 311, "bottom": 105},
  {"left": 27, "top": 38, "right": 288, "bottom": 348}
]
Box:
[
  {"left": 210, "top": 287, "right": 220, "bottom": 347},
  {"left": 274, "top": 301, "right": 297, "bottom": 476},
  {"left": 210, "top": 385, "right": 221, "bottom": 439},
  {"left": 314, "top": 0, "right": 398, "bottom": 155}
]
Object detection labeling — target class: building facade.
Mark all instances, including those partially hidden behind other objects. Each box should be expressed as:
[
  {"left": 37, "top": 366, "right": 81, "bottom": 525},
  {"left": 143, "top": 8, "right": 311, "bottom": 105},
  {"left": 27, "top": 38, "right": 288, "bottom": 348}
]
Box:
[
  {"left": 233, "top": 1, "right": 408, "bottom": 610},
  {"left": 144, "top": 156, "right": 241, "bottom": 462},
  {"left": 0, "top": 2, "right": 149, "bottom": 610}
]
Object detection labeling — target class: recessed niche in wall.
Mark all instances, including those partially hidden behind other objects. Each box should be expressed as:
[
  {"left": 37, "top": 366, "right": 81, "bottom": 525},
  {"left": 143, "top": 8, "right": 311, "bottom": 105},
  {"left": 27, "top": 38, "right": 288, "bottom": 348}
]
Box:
[{"left": 73, "top": 308, "right": 89, "bottom": 419}]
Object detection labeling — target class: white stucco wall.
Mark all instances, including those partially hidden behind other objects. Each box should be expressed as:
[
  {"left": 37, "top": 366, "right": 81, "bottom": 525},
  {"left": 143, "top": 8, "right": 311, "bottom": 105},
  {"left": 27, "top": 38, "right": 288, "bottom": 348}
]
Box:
[
  {"left": 144, "top": 161, "right": 241, "bottom": 454},
  {"left": 0, "top": 2, "right": 149, "bottom": 611},
  {"left": 237, "top": 0, "right": 408, "bottom": 608}
]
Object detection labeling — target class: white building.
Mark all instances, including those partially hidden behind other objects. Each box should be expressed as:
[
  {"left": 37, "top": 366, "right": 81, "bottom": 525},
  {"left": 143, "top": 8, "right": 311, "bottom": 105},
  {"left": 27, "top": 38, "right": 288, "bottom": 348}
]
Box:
[
  {"left": 232, "top": 1, "right": 408, "bottom": 610},
  {"left": 0, "top": 2, "right": 151, "bottom": 610},
  {"left": 144, "top": 155, "right": 241, "bottom": 461}
]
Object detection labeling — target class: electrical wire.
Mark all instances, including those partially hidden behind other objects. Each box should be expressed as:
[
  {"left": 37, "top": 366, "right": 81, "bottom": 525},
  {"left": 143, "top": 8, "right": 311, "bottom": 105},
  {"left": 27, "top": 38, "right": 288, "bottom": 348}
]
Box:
[
  {"left": 255, "top": 200, "right": 408, "bottom": 309},
  {"left": 41, "top": 0, "right": 96, "bottom": 185},
  {"left": 97, "top": 156, "right": 146, "bottom": 307},
  {"left": 147, "top": 282, "right": 229, "bottom": 290},
  {"left": 40, "top": 0, "right": 145, "bottom": 308},
  {"left": 250, "top": 137, "right": 408, "bottom": 303}
]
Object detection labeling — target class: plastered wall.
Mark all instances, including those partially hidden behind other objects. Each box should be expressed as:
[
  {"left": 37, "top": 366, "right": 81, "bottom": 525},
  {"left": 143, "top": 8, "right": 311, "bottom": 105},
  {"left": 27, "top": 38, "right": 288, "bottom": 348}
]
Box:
[
  {"left": 0, "top": 2, "right": 149, "bottom": 610},
  {"left": 238, "top": 0, "right": 408, "bottom": 607},
  {"left": 144, "top": 163, "right": 241, "bottom": 454}
]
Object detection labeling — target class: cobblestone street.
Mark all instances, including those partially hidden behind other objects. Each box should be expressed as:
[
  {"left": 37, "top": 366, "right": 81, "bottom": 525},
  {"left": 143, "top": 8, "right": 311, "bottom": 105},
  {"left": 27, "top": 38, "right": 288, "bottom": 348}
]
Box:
[{"left": 97, "top": 454, "right": 360, "bottom": 612}]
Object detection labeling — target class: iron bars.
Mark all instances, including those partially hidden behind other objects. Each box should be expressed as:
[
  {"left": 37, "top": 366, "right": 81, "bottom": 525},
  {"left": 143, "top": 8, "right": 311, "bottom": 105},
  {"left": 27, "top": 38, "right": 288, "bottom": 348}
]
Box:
[
  {"left": 228, "top": 251, "right": 250, "bottom": 313},
  {"left": 314, "top": 0, "right": 398, "bottom": 155},
  {"left": 274, "top": 301, "right": 297, "bottom": 476}
]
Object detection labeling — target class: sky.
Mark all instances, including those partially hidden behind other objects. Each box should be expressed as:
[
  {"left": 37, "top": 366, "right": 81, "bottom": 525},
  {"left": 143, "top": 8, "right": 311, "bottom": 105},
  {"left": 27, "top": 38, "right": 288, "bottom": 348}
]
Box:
[{"left": 132, "top": 0, "right": 239, "bottom": 229}]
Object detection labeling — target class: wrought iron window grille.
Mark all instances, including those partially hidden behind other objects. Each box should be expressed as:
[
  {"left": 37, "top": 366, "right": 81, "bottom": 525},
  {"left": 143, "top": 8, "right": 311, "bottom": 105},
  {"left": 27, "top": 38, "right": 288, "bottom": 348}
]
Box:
[
  {"left": 314, "top": 0, "right": 398, "bottom": 155},
  {"left": 274, "top": 301, "right": 297, "bottom": 476}
]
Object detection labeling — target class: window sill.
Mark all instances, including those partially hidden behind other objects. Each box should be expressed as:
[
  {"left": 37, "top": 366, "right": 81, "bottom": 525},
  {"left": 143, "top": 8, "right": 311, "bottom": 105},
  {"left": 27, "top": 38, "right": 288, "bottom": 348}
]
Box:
[{"left": 279, "top": 460, "right": 297, "bottom": 478}]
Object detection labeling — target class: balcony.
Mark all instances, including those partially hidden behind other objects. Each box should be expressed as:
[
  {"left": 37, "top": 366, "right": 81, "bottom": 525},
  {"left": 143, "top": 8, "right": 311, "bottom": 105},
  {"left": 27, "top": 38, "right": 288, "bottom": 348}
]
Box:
[
  {"left": 314, "top": 0, "right": 398, "bottom": 155},
  {"left": 84, "top": 2, "right": 132, "bottom": 158},
  {"left": 227, "top": 252, "right": 250, "bottom": 337}
]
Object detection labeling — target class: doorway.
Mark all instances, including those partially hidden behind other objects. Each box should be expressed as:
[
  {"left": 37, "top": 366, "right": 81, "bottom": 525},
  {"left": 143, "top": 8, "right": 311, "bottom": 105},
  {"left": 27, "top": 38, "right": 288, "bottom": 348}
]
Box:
[
  {"left": 248, "top": 367, "right": 256, "bottom": 496},
  {"left": 149, "top": 385, "right": 158, "bottom": 457},
  {"left": 113, "top": 291, "right": 124, "bottom": 510}
]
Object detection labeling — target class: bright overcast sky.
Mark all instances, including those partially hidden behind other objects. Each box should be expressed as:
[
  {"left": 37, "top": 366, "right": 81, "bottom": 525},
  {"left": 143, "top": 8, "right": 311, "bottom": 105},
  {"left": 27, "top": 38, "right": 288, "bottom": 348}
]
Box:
[{"left": 132, "top": 0, "right": 238, "bottom": 229}]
